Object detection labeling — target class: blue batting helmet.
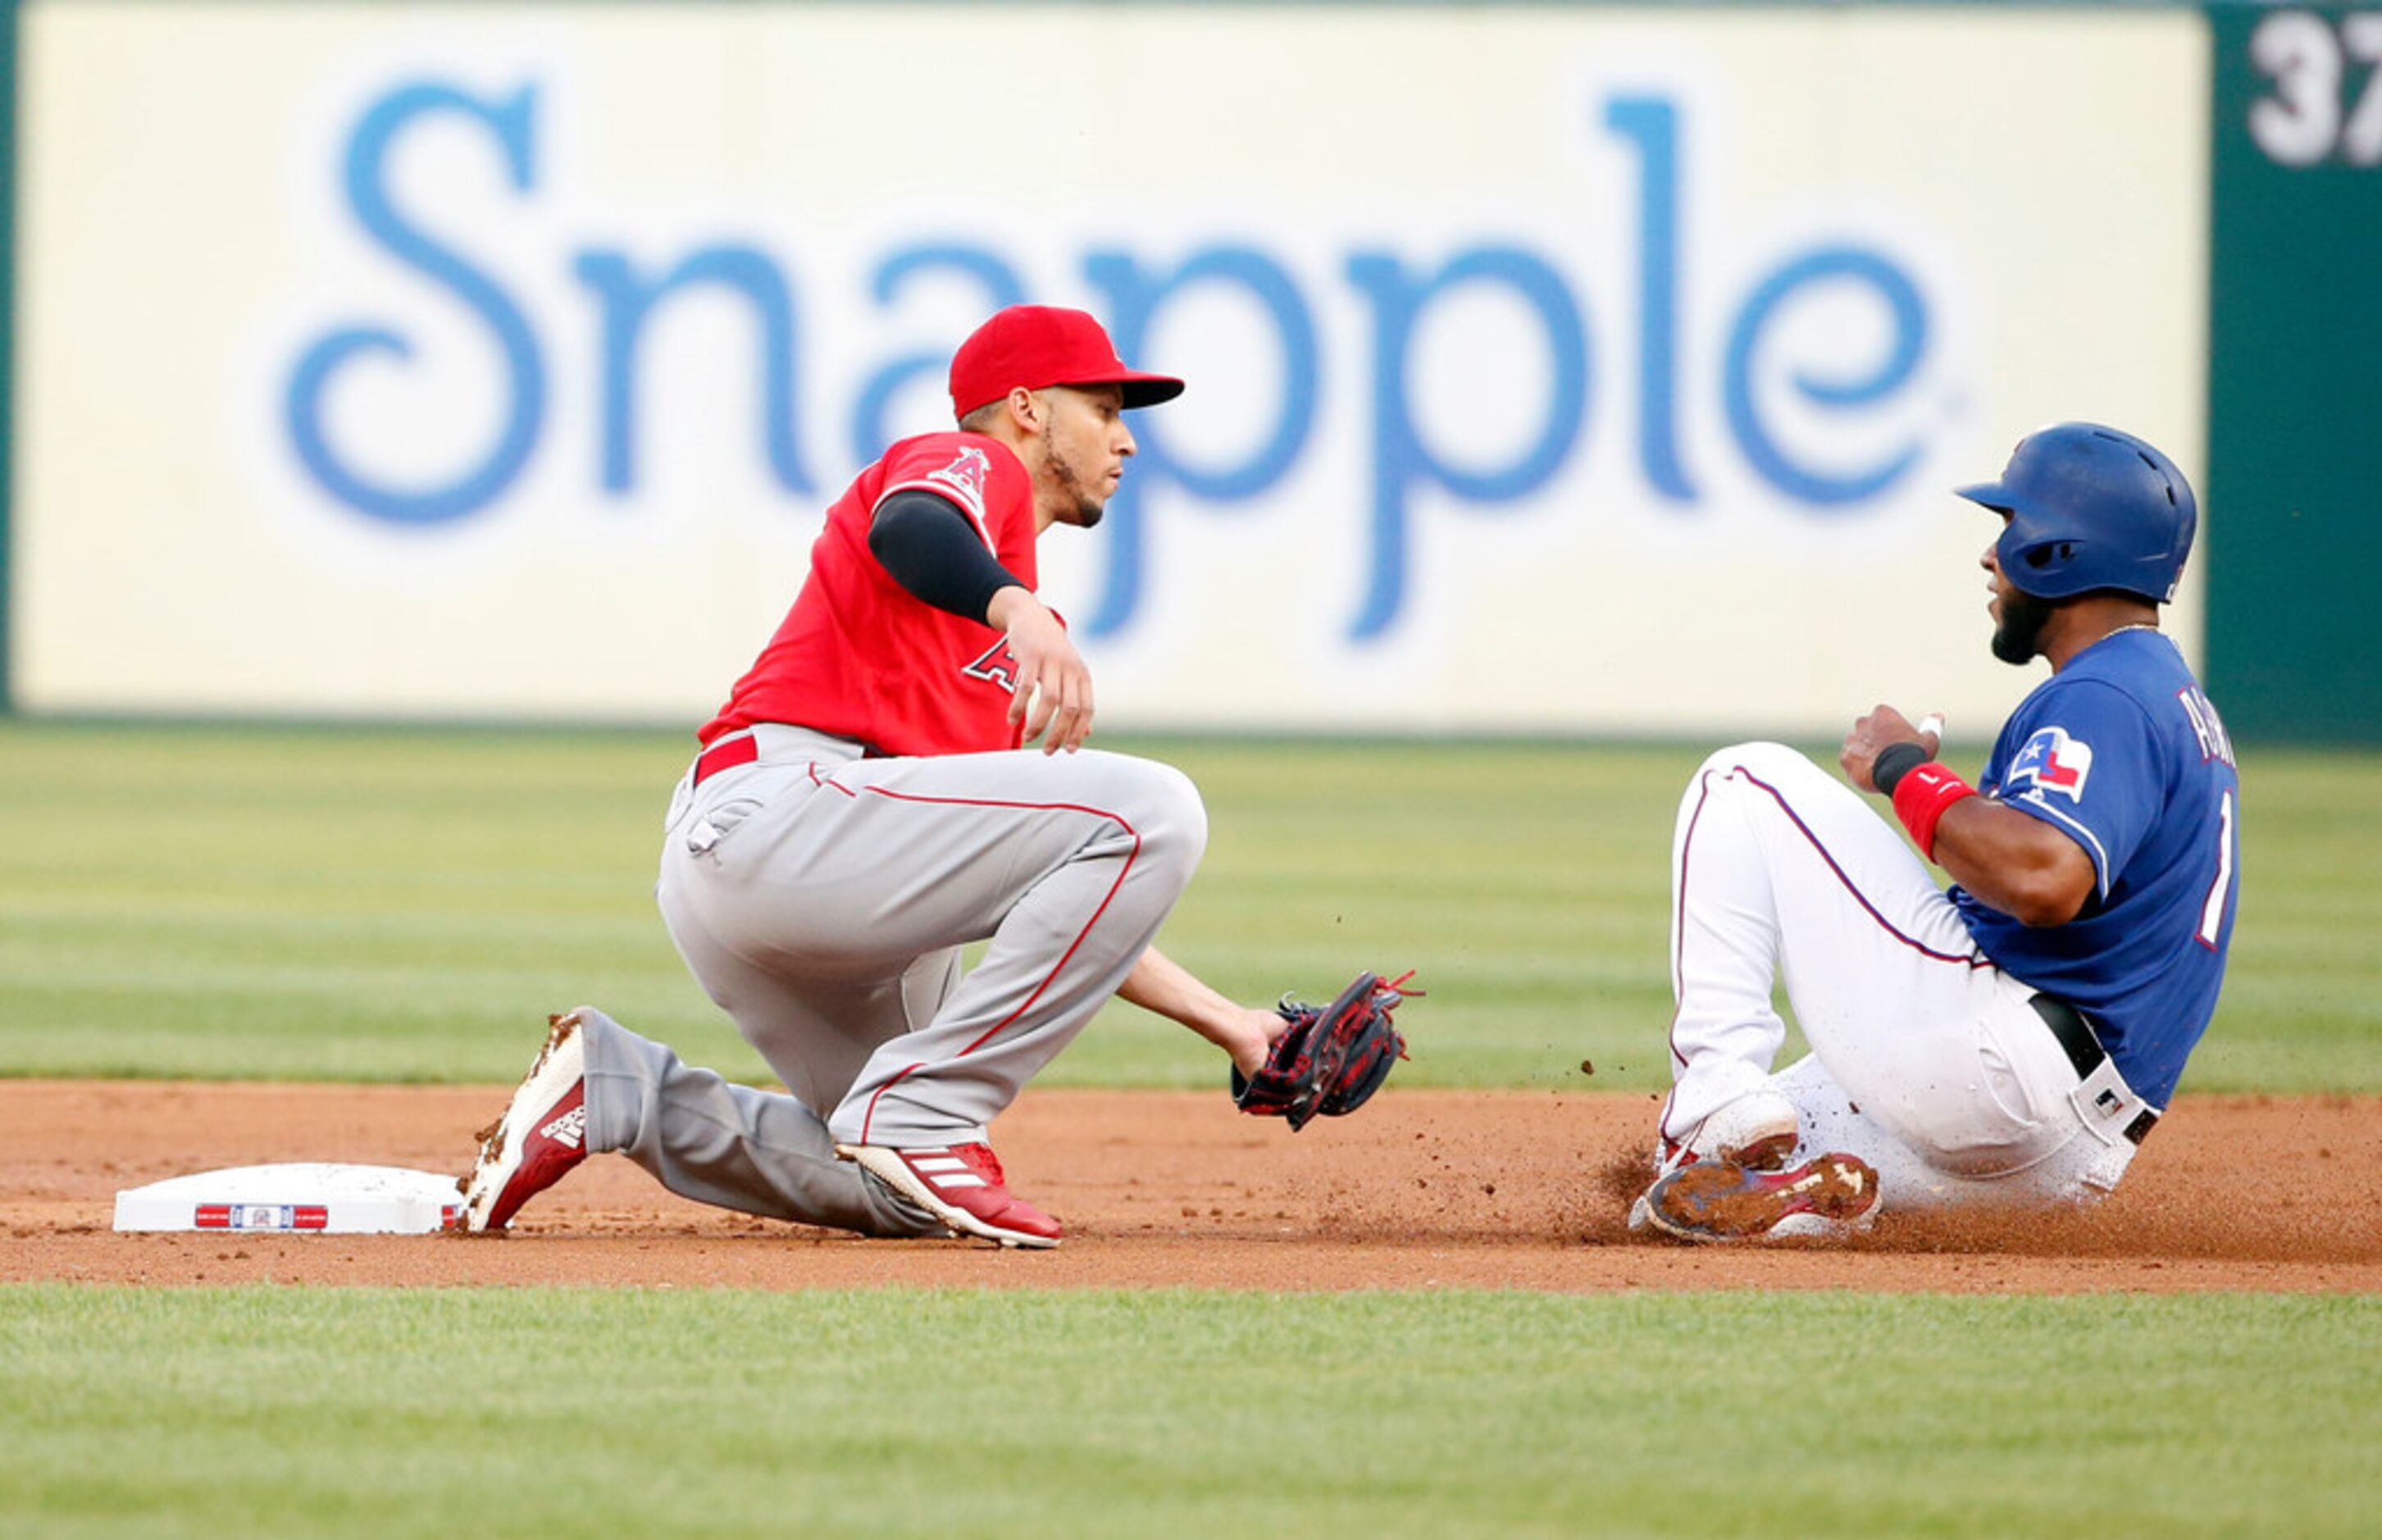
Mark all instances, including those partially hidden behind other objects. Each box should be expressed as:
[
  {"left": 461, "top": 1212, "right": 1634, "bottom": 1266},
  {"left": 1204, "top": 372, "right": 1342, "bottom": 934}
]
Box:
[{"left": 1956, "top": 422, "right": 2197, "bottom": 603}]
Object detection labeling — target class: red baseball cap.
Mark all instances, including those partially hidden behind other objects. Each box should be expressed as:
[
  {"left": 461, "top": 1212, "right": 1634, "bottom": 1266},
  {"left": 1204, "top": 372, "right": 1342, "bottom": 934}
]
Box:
[{"left": 948, "top": 304, "right": 1185, "bottom": 420}]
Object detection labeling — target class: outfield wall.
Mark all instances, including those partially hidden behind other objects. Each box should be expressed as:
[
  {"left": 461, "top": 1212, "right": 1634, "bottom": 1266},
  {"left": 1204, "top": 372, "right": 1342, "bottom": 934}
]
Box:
[
  {"left": 2206, "top": 7, "right": 2382, "bottom": 744},
  {"left": 0, "top": 2, "right": 2369, "bottom": 739}
]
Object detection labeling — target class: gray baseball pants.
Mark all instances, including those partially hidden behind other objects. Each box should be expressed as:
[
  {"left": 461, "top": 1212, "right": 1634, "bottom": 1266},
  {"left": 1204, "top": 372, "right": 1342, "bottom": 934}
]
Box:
[{"left": 576, "top": 724, "right": 1208, "bottom": 1231}]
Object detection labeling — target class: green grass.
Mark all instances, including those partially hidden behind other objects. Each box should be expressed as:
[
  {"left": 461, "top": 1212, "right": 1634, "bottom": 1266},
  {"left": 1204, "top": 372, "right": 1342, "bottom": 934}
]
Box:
[
  {"left": 0, "top": 722, "right": 2375, "bottom": 1091},
  {"left": 2, "top": 1285, "right": 2375, "bottom": 1539}
]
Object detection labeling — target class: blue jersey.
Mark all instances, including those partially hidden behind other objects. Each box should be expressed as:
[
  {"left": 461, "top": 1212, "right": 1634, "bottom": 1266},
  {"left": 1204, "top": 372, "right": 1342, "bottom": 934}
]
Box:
[{"left": 1951, "top": 630, "right": 2240, "bottom": 1106}]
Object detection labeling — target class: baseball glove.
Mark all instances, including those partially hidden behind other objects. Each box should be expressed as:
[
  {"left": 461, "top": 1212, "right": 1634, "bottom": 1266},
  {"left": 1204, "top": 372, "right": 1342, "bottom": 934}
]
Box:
[{"left": 1232, "top": 970, "right": 1419, "bottom": 1131}]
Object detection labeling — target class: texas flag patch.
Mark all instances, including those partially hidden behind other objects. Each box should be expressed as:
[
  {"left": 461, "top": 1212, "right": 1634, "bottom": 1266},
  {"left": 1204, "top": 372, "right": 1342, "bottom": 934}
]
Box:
[{"left": 2006, "top": 726, "right": 2094, "bottom": 801}]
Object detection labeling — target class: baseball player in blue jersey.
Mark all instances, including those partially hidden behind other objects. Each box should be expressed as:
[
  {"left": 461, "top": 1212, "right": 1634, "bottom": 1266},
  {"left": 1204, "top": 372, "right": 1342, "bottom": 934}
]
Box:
[{"left": 1632, "top": 422, "right": 2240, "bottom": 1241}]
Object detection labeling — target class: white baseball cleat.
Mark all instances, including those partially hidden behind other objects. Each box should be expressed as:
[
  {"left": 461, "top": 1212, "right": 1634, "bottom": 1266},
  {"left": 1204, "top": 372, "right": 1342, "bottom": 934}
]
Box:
[
  {"left": 835, "top": 1141, "right": 1061, "bottom": 1249},
  {"left": 1659, "top": 1087, "right": 1803, "bottom": 1175},
  {"left": 458, "top": 1010, "right": 592, "bottom": 1232}
]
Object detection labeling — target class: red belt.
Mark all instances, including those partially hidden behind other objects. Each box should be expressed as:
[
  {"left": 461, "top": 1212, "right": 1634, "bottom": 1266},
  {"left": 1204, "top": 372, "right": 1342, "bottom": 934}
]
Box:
[{"left": 691, "top": 735, "right": 760, "bottom": 786}]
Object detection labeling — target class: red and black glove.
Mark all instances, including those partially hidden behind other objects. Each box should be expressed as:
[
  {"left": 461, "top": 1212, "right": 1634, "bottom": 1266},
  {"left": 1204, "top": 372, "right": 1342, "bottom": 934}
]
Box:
[{"left": 1232, "top": 971, "right": 1419, "bottom": 1131}]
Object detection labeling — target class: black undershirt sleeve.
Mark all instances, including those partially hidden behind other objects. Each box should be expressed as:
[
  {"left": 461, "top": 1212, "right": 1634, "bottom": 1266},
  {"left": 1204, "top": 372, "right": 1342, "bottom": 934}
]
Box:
[{"left": 866, "top": 489, "right": 1027, "bottom": 623}]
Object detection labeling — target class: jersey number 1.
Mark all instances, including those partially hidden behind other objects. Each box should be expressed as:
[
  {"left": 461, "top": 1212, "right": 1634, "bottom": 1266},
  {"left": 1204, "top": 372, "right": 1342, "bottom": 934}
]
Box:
[{"left": 2197, "top": 790, "right": 2238, "bottom": 949}]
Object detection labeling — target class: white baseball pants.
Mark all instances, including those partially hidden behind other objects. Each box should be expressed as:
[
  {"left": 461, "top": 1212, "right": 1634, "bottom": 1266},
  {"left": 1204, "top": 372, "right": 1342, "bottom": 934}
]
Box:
[{"left": 1664, "top": 742, "right": 2152, "bottom": 1209}]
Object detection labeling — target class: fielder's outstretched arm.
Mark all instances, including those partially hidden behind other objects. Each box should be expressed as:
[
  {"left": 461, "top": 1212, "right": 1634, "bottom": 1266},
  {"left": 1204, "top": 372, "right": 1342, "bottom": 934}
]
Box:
[{"left": 1117, "top": 947, "right": 1285, "bottom": 1075}]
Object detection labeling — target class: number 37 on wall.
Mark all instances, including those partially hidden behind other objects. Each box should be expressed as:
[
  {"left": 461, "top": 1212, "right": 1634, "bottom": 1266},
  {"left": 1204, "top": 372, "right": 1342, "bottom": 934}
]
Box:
[{"left": 2250, "top": 11, "right": 2382, "bottom": 166}]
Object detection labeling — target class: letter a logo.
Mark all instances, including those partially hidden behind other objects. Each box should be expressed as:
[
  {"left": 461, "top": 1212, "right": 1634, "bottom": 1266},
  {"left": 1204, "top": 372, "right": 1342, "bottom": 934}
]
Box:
[{"left": 962, "top": 640, "right": 1020, "bottom": 694}]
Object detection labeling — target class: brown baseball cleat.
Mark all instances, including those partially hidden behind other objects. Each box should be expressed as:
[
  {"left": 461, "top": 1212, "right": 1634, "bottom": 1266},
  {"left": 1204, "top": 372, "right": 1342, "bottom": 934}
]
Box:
[{"left": 1633, "top": 1150, "right": 1880, "bottom": 1243}]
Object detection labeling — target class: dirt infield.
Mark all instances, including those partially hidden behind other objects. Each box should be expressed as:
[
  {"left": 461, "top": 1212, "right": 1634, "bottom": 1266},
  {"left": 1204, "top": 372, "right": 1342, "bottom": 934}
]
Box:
[{"left": 4, "top": 1082, "right": 2375, "bottom": 1292}]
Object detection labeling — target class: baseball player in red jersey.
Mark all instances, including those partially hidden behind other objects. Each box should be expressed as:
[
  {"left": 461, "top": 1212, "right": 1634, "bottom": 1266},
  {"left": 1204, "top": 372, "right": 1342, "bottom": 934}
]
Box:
[{"left": 458, "top": 306, "right": 1299, "bottom": 1247}]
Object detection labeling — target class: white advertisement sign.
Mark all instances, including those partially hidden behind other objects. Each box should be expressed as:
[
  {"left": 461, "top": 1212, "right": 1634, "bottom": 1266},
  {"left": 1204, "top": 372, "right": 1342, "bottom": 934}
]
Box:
[{"left": 14, "top": 3, "right": 2208, "bottom": 731}]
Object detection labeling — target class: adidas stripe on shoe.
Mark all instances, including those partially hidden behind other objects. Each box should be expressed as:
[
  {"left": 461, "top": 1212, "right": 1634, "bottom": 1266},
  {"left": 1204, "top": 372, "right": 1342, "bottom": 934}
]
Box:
[
  {"left": 835, "top": 1141, "right": 1061, "bottom": 1249},
  {"left": 459, "top": 1010, "right": 593, "bottom": 1232}
]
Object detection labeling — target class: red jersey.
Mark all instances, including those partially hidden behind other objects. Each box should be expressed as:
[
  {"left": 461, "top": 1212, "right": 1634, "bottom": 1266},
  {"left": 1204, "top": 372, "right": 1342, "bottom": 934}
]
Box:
[{"left": 699, "top": 432, "right": 1039, "bottom": 756}]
